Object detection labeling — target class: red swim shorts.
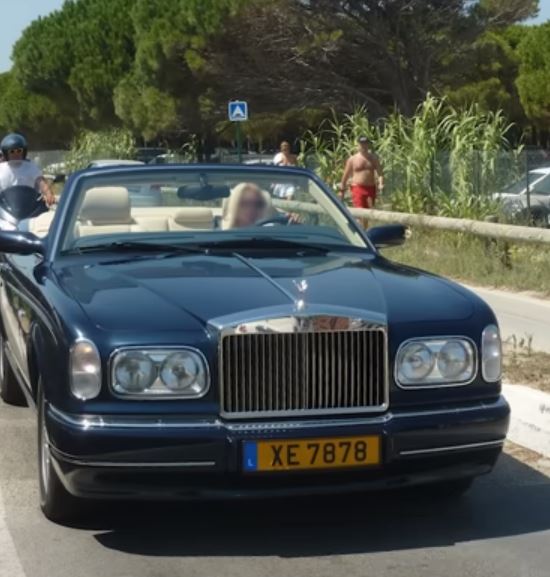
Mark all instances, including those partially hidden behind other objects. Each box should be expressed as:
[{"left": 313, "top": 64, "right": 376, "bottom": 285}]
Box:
[{"left": 350, "top": 184, "right": 376, "bottom": 208}]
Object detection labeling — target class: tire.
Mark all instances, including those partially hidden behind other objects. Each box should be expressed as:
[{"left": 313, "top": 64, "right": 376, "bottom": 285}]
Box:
[
  {"left": 530, "top": 210, "right": 548, "bottom": 229},
  {"left": 0, "top": 336, "right": 27, "bottom": 406},
  {"left": 38, "top": 386, "right": 82, "bottom": 523}
]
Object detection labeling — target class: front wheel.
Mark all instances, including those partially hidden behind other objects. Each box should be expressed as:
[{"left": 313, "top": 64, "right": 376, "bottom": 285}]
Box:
[{"left": 38, "top": 386, "right": 81, "bottom": 523}]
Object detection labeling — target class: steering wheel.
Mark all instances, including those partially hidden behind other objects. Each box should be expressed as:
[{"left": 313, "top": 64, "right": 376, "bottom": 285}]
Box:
[{"left": 255, "top": 214, "right": 292, "bottom": 227}]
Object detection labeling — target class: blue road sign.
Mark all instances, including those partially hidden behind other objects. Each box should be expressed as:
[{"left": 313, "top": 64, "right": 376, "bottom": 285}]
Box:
[{"left": 228, "top": 101, "right": 248, "bottom": 122}]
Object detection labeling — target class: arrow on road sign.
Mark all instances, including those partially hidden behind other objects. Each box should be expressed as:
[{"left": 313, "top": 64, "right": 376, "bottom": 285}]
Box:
[{"left": 228, "top": 100, "right": 248, "bottom": 122}]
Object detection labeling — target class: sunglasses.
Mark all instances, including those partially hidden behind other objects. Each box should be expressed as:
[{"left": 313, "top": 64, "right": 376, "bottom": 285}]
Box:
[
  {"left": 240, "top": 199, "right": 266, "bottom": 210},
  {"left": 8, "top": 148, "right": 24, "bottom": 154}
]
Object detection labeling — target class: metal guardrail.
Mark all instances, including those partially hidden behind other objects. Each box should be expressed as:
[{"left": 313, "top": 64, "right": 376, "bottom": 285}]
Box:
[{"left": 275, "top": 199, "right": 550, "bottom": 245}]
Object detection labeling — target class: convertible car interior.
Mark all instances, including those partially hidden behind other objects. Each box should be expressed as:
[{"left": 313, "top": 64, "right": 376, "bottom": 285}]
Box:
[{"left": 27, "top": 184, "right": 282, "bottom": 238}]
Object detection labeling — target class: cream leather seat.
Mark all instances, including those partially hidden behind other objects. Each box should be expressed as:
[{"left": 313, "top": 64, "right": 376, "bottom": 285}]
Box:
[
  {"left": 28, "top": 210, "right": 55, "bottom": 238},
  {"left": 168, "top": 208, "right": 214, "bottom": 231},
  {"left": 77, "top": 187, "right": 143, "bottom": 237}
]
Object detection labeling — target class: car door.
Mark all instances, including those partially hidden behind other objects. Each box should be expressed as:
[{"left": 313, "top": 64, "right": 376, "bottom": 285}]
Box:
[{"left": 0, "top": 253, "right": 42, "bottom": 389}]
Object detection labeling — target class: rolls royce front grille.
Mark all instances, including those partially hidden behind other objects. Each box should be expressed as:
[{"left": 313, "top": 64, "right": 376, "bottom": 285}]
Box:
[{"left": 220, "top": 329, "right": 387, "bottom": 418}]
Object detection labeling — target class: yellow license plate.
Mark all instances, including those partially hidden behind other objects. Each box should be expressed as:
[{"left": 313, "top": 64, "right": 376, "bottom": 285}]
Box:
[{"left": 243, "top": 435, "right": 381, "bottom": 472}]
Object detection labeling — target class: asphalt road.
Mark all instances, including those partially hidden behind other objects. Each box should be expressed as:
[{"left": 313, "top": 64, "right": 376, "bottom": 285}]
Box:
[
  {"left": 1, "top": 402, "right": 549, "bottom": 577},
  {"left": 466, "top": 285, "right": 550, "bottom": 353}
]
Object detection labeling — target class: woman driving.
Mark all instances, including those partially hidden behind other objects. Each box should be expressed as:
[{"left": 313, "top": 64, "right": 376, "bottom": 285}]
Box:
[
  {"left": 222, "top": 183, "right": 272, "bottom": 229},
  {"left": 222, "top": 182, "right": 303, "bottom": 230}
]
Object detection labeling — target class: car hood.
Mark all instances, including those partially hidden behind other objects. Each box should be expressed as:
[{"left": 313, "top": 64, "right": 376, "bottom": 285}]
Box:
[{"left": 54, "top": 252, "right": 475, "bottom": 334}]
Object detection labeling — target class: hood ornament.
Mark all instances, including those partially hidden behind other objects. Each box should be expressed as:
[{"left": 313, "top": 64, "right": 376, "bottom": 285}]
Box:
[
  {"left": 293, "top": 279, "right": 308, "bottom": 312},
  {"left": 293, "top": 279, "right": 308, "bottom": 294}
]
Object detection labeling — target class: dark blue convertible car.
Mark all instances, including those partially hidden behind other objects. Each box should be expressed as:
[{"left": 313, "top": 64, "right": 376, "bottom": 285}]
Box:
[{"left": 0, "top": 164, "right": 509, "bottom": 522}]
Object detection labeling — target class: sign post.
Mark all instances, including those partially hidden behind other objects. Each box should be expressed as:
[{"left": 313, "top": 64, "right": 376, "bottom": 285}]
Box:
[{"left": 228, "top": 100, "right": 248, "bottom": 163}]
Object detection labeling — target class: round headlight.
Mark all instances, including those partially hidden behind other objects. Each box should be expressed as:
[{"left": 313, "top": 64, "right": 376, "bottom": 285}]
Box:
[
  {"left": 437, "top": 340, "right": 471, "bottom": 380},
  {"left": 114, "top": 352, "right": 156, "bottom": 393},
  {"left": 160, "top": 351, "right": 206, "bottom": 395},
  {"left": 398, "top": 343, "right": 435, "bottom": 382}
]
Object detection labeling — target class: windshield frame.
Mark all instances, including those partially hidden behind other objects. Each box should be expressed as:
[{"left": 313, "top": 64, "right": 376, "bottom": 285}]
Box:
[{"left": 47, "top": 164, "right": 374, "bottom": 263}]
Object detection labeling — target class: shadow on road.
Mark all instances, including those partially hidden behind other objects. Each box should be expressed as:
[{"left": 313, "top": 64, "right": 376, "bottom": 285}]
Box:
[{"left": 87, "top": 453, "right": 550, "bottom": 558}]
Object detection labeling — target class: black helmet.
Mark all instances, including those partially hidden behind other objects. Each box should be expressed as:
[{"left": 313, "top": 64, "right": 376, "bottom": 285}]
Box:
[{"left": 1, "top": 133, "right": 28, "bottom": 159}]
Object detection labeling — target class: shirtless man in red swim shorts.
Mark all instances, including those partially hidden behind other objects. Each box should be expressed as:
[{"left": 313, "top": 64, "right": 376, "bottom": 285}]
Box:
[{"left": 338, "top": 136, "right": 383, "bottom": 226}]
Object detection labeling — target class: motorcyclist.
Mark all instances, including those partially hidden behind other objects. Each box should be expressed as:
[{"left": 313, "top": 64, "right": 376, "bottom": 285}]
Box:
[{"left": 0, "top": 133, "right": 55, "bottom": 206}]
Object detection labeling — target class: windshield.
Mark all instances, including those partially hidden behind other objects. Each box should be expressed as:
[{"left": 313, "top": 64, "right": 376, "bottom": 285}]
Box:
[
  {"left": 502, "top": 172, "right": 548, "bottom": 195},
  {"left": 59, "top": 167, "right": 368, "bottom": 253}
]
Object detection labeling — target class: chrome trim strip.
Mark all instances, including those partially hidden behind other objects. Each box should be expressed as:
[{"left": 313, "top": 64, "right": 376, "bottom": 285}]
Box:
[
  {"left": 47, "top": 396, "right": 508, "bottom": 431},
  {"left": 394, "top": 336, "right": 479, "bottom": 389},
  {"left": 52, "top": 450, "right": 216, "bottom": 469},
  {"left": 399, "top": 439, "right": 505, "bottom": 457},
  {"left": 48, "top": 404, "right": 221, "bottom": 429}
]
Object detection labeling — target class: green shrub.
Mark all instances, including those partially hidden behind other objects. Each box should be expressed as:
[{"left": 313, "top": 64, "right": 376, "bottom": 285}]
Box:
[{"left": 65, "top": 128, "right": 136, "bottom": 172}]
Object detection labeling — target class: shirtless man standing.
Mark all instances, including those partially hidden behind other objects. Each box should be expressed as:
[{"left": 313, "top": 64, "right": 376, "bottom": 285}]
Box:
[{"left": 338, "top": 136, "right": 383, "bottom": 210}]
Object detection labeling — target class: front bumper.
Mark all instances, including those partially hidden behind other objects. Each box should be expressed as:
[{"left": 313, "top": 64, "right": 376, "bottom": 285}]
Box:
[{"left": 46, "top": 396, "right": 510, "bottom": 500}]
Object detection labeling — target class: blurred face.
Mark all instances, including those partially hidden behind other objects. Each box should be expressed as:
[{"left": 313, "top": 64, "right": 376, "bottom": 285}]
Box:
[
  {"left": 281, "top": 142, "right": 290, "bottom": 154},
  {"left": 358, "top": 141, "right": 370, "bottom": 154},
  {"left": 6, "top": 147, "right": 24, "bottom": 163},
  {"left": 235, "top": 185, "right": 266, "bottom": 227}
]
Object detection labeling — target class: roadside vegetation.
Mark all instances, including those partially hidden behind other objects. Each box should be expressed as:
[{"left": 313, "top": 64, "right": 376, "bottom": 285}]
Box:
[
  {"left": 502, "top": 339, "right": 550, "bottom": 392},
  {"left": 64, "top": 129, "right": 137, "bottom": 172},
  {"left": 301, "top": 97, "right": 518, "bottom": 220},
  {"left": 382, "top": 229, "right": 550, "bottom": 296},
  {"left": 0, "top": 1, "right": 547, "bottom": 151}
]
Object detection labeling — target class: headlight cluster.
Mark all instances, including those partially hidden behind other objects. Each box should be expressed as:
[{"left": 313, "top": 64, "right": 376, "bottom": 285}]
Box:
[
  {"left": 111, "top": 349, "right": 209, "bottom": 398},
  {"left": 396, "top": 338, "right": 476, "bottom": 387}
]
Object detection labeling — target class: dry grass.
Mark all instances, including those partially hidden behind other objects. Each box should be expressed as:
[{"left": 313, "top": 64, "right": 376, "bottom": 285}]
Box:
[
  {"left": 502, "top": 342, "right": 550, "bottom": 392},
  {"left": 384, "top": 227, "right": 550, "bottom": 296}
]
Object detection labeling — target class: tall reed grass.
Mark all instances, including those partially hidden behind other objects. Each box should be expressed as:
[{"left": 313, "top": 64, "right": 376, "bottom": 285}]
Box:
[
  {"left": 301, "top": 95, "right": 521, "bottom": 220},
  {"left": 65, "top": 129, "right": 136, "bottom": 172}
]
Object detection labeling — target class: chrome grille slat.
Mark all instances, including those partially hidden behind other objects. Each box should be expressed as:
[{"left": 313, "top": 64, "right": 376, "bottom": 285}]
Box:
[{"left": 221, "top": 328, "right": 386, "bottom": 418}]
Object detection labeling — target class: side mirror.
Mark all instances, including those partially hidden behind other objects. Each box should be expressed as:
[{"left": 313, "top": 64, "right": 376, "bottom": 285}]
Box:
[
  {"left": 366, "top": 225, "right": 406, "bottom": 249},
  {"left": 0, "top": 231, "right": 45, "bottom": 256}
]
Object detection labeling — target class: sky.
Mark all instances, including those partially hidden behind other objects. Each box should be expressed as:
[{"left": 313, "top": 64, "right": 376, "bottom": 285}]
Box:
[
  {"left": 0, "top": 0, "right": 549, "bottom": 72},
  {"left": 0, "top": 0, "right": 64, "bottom": 72}
]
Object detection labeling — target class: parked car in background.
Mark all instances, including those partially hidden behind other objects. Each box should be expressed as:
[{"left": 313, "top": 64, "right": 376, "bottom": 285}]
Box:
[
  {"left": 0, "top": 164, "right": 508, "bottom": 523},
  {"left": 135, "top": 147, "right": 168, "bottom": 164},
  {"left": 494, "top": 168, "right": 550, "bottom": 227},
  {"left": 148, "top": 153, "right": 188, "bottom": 165}
]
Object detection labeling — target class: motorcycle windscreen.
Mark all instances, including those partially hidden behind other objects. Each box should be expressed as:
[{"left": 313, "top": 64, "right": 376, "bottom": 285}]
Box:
[{"left": 0, "top": 185, "right": 47, "bottom": 222}]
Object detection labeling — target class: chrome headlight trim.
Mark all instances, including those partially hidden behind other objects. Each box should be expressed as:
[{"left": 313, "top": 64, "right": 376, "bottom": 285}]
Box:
[
  {"left": 395, "top": 336, "right": 477, "bottom": 389},
  {"left": 109, "top": 347, "right": 210, "bottom": 399}
]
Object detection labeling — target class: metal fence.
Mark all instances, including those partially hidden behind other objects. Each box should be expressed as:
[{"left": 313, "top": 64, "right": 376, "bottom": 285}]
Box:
[{"left": 381, "top": 148, "right": 550, "bottom": 199}]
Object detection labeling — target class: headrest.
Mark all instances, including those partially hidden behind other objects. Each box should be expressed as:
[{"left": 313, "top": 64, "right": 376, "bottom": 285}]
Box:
[
  {"left": 172, "top": 208, "right": 213, "bottom": 229},
  {"left": 80, "top": 187, "right": 131, "bottom": 224}
]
